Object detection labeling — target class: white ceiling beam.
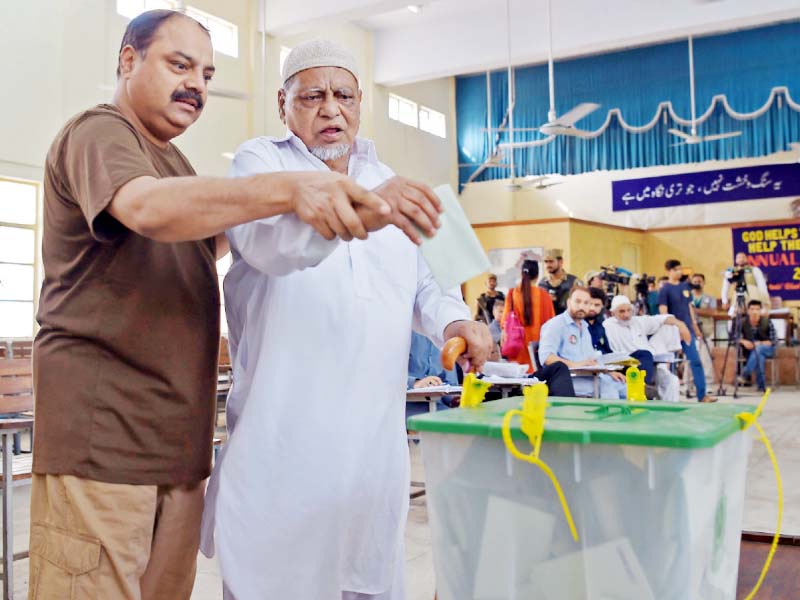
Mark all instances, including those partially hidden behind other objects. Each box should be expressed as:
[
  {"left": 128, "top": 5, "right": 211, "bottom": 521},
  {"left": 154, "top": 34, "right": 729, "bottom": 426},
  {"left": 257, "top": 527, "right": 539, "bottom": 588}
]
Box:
[
  {"left": 264, "top": 0, "right": 413, "bottom": 36},
  {"left": 371, "top": 0, "right": 800, "bottom": 85}
]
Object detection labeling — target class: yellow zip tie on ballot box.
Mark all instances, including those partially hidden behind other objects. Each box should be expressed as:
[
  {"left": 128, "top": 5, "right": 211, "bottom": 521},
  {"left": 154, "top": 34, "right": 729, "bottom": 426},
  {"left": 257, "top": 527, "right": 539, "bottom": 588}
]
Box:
[
  {"left": 736, "top": 389, "right": 783, "bottom": 600},
  {"left": 500, "top": 384, "right": 579, "bottom": 542}
]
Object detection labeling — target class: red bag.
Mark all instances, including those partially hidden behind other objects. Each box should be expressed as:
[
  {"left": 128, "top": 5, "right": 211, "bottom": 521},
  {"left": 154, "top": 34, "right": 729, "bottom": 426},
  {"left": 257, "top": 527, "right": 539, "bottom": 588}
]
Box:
[{"left": 501, "top": 291, "right": 525, "bottom": 358}]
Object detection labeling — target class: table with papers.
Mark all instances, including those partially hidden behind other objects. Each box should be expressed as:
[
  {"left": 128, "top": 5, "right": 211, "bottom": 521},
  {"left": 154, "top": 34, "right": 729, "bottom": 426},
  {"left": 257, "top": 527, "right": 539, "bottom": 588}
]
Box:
[{"left": 569, "top": 364, "right": 623, "bottom": 398}]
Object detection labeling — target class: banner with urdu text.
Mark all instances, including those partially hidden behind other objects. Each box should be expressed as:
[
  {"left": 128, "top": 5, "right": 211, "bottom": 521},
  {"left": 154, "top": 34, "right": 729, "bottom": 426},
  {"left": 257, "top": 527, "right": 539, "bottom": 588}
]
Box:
[
  {"left": 732, "top": 223, "right": 800, "bottom": 301},
  {"left": 612, "top": 163, "right": 800, "bottom": 212}
]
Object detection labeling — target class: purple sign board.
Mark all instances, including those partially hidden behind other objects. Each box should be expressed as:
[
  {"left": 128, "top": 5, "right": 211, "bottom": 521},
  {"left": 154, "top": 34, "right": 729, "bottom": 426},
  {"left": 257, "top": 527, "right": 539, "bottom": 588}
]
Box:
[
  {"left": 732, "top": 223, "right": 800, "bottom": 301},
  {"left": 612, "top": 163, "right": 800, "bottom": 211}
]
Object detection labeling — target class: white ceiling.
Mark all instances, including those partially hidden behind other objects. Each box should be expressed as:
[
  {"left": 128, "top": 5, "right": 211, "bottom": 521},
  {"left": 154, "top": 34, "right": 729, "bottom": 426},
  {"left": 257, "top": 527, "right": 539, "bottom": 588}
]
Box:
[{"left": 265, "top": 0, "right": 800, "bottom": 86}]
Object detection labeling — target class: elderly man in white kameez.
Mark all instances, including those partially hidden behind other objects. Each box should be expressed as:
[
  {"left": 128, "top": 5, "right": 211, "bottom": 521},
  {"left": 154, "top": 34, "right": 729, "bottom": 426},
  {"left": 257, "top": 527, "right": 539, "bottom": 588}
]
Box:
[
  {"left": 200, "top": 40, "right": 493, "bottom": 600},
  {"left": 603, "top": 295, "right": 689, "bottom": 402}
]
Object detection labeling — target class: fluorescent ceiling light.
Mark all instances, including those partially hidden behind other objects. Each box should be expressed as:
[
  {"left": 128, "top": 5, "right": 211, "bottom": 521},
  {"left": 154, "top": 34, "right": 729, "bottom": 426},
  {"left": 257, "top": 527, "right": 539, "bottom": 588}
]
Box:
[
  {"left": 222, "top": 152, "right": 235, "bottom": 160},
  {"left": 407, "top": 5, "right": 422, "bottom": 14}
]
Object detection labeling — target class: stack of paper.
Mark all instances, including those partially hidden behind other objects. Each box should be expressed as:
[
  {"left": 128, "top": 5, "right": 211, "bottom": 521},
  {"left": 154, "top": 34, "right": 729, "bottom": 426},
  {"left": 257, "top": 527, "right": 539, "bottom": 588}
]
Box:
[
  {"left": 481, "top": 375, "right": 542, "bottom": 386},
  {"left": 601, "top": 352, "right": 637, "bottom": 366},
  {"left": 407, "top": 385, "right": 463, "bottom": 394}
]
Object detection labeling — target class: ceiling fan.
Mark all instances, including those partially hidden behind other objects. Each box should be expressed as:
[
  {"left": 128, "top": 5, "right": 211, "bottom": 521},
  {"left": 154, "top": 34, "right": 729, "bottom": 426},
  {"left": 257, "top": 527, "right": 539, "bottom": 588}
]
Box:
[
  {"left": 500, "top": 0, "right": 600, "bottom": 151},
  {"left": 669, "top": 36, "right": 741, "bottom": 146},
  {"left": 507, "top": 175, "right": 564, "bottom": 191}
]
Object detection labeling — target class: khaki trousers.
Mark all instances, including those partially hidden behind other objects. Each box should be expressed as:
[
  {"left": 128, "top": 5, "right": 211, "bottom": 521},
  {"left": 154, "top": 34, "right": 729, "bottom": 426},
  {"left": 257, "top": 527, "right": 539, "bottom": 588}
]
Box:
[{"left": 28, "top": 474, "right": 204, "bottom": 600}]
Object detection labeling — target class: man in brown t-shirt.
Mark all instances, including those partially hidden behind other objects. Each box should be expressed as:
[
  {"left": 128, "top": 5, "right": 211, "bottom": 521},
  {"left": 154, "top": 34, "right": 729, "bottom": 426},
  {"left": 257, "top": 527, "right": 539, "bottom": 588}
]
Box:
[{"left": 30, "top": 10, "right": 443, "bottom": 600}]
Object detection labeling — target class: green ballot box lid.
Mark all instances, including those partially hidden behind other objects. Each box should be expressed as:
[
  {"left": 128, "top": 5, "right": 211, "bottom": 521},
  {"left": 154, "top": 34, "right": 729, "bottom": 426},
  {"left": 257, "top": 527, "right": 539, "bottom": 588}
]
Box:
[{"left": 407, "top": 397, "right": 756, "bottom": 449}]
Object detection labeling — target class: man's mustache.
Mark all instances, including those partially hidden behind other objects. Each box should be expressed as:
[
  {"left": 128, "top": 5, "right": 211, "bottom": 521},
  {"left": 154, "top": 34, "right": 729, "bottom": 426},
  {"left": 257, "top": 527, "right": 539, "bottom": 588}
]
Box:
[{"left": 172, "top": 90, "right": 204, "bottom": 110}]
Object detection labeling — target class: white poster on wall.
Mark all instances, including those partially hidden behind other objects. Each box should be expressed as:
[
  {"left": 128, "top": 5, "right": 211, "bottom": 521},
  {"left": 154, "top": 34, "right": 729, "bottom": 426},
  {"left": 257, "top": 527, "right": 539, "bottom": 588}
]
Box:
[{"left": 487, "top": 247, "right": 544, "bottom": 294}]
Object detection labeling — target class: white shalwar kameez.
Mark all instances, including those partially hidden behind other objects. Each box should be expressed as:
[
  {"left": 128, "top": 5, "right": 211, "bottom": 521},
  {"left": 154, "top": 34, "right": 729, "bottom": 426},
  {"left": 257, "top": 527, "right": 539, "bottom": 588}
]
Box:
[
  {"left": 200, "top": 132, "right": 469, "bottom": 600},
  {"left": 603, "top": 315, "right": 682, "bottom": 402}
]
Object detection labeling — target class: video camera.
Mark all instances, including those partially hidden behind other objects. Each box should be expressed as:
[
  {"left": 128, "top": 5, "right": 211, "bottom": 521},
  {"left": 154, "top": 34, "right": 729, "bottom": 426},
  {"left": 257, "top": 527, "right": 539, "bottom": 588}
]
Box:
[
  {"left": 727, "top": 266, "right": 748, "bottom": 294},
  {"left": 634, "top": 274, "right": 655, "bottom": 297},
  {"left": 598, "top": 266, "right": 631, "bottom": 286}
]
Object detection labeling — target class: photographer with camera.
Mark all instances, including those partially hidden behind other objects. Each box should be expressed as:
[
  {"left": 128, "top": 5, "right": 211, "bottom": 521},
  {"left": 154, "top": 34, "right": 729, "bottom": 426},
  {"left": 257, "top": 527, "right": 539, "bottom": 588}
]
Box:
[
  {"left": 539, "top": 248, "right": 582, "bottom": 314},
  {"left": 658, "top": 259, "right": 716, "bottom": 402},
  {"left": 721, "top": 252, "right": 769, "bottom": 317},
  {"left": 633, "top": 274, "right": 656, "bottom": 315}
]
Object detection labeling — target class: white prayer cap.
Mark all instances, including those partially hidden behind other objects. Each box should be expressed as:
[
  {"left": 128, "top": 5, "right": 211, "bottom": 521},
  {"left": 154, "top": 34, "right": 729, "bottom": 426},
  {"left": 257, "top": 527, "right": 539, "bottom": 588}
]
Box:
[
  {"left": 281, "top": 40, "right": 360, "bottom": 86},
  {"left": 610, "top": 295, "right": 632, "bottom": 311}
]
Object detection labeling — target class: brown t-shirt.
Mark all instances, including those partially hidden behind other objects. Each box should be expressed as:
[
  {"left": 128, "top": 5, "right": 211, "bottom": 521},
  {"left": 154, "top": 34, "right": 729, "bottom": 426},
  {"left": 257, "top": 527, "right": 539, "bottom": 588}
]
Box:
[{"left": 33, "top": 104, "right": 220, "bottom": 485}]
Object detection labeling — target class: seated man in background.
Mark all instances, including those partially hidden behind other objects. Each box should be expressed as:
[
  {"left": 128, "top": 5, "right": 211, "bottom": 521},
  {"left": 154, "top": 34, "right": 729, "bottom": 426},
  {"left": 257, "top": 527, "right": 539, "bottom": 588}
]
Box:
[
  {"left": 585, "top": 287, "right": 612, "bottom": 354},
  {"left": 738, "top": 299, "right": 777, "bottom": 392},
  {"left": 603, "top": 295, "right": 689, "bottom": 402},
  {"left": 539, "top": 287, "right": 627, "bottom": 399}
]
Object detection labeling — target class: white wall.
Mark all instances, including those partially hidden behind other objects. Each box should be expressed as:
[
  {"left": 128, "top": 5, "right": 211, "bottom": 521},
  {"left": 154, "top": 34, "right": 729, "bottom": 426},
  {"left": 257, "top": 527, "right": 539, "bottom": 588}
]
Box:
[
  {"left": 372, "top": 79, "right": 457, "bottom": 188},
  {"left": 460, "top": 151, "right": 799, "bottom": 227},
  {"left": 0, "top": 0, "right": 253, "bottom": 180}
]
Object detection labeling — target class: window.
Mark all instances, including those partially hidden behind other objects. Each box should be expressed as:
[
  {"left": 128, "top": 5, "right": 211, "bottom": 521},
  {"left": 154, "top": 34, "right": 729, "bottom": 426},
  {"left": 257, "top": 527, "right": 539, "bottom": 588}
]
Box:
[
  {"left": 0, "top": 178, "right": 39, "bottom": 339},
  {"left": 280, "top": 46, "right": 292, "bottom": 77},
  {"left": 388, "top": 95, "right": 447, "bottom": 138},
  {"left": 116, "top": 2, "right": 239, "bottom": 59},
  {"left": 419, "top": 106, "right": 447, "bottom": 138},
  {"left": 116, "top": 0, "right": 179, "bottom": 20},
  {"left": 388, "top": 94, "right": 418, "bottom": 128},
  {"left": 185, "top": 7, "right": 239, "bottom": 58}
]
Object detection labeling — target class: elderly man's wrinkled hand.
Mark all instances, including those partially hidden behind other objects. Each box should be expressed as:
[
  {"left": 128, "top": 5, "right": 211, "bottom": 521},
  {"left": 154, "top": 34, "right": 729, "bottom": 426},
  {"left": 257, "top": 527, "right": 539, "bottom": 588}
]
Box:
[
  {"left": 289, "top": 172, "right": 389, "bottom": 241},
  {"left": 359, "top": 176, "right": 443, "bottom": 245},
  {"left": 443, "top": 320, "right": 493, "bottom": 374}
]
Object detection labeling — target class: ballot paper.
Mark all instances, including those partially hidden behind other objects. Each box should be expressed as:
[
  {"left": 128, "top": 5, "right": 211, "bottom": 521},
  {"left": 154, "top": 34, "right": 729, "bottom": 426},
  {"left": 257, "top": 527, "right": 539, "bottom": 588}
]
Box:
[
  {"left": 569, "top": 364, "right": 623, "bottom": 372},
  {"left": 481, "top": 361, "right": 529, "bottom": 378},
  {"left": 420, "top": 184, "right": 491, "bottom": 290},
  {"left": 480, "top": 375, "right": 542, "bottom": 386},
  {"left": 600, "top": 352, "right": 635, "bottom": 365},
  {"left": 528, "top": 538, "right": 656, "bottom": 600}
]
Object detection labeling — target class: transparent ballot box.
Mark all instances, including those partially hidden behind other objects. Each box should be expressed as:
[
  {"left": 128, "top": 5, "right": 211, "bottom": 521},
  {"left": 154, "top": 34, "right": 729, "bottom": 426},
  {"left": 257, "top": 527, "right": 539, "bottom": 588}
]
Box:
[{"left": 407, "top": 398, "right": 755, "bottom": 600}]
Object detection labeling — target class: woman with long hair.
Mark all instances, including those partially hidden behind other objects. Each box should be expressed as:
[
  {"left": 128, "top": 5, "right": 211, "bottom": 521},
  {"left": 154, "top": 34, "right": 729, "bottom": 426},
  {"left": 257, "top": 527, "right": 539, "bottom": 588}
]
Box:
[{"left": 501, "top": 259, "right": 556, "bottom": 372}]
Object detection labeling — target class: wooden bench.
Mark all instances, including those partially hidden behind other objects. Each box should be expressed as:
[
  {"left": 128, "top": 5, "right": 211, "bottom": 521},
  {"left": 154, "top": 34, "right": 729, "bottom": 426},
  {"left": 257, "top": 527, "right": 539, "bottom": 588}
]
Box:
[{"left": 0, "top": 358, "right": 35, "bottom": 597}]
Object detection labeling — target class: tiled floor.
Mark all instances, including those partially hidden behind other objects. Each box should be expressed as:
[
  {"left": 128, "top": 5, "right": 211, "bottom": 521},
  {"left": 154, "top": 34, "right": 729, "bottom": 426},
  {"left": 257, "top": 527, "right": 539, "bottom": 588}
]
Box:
[{"left": 3, "top": 387, "right": 797, "bottom": 599}]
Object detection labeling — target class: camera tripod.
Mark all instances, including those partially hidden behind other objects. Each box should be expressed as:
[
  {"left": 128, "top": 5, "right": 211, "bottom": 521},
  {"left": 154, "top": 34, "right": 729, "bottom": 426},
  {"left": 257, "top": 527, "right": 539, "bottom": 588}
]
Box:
[{"left": 716, "top": 289, "right": 748, "bottom": 398}]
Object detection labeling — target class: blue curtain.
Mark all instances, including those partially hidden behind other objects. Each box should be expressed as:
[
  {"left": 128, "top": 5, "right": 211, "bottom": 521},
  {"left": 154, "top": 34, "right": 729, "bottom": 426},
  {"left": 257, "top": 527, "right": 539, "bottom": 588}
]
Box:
[{"left": 457, "top": 21, "right": 800, "bottom": 189}]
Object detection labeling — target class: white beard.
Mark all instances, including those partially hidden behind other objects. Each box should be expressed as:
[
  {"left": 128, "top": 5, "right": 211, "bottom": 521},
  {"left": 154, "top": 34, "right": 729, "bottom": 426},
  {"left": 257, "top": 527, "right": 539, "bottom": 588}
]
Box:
[{"left": 309, "top": 144, "right": 351, "bottom": 162}]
